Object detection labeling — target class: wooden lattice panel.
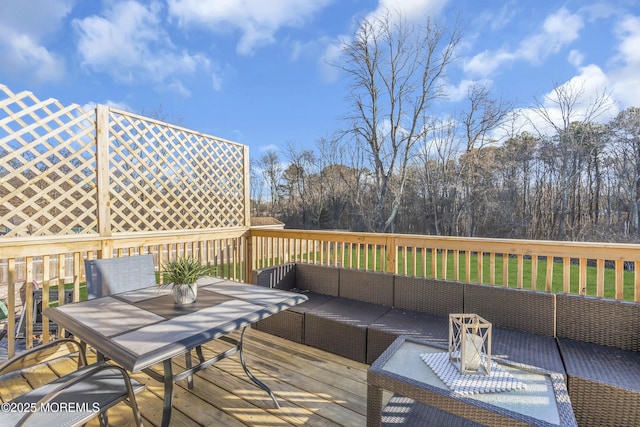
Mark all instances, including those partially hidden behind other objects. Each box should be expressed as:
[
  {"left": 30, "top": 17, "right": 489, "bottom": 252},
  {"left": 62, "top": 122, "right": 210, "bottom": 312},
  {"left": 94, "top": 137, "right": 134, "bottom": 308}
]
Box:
[
  {"left": 108, "top": 109, "right": 246, "bottom": 232},
  {"left": 0, "top": 85, "right": 97, "bottom": 237}
]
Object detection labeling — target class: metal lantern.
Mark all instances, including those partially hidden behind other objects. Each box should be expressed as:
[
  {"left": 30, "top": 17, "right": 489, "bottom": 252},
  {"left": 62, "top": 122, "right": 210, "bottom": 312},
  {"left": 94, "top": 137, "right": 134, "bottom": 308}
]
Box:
[{"left": 449, "top": 313, "right": 492, "bottom": 375}]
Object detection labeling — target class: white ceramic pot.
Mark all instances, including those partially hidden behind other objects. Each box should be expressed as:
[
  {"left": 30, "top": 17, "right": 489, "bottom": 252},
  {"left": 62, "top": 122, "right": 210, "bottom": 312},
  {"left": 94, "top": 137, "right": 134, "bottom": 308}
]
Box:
[{"left": 173, "top": 283, "right": 197, "bottom": 304}]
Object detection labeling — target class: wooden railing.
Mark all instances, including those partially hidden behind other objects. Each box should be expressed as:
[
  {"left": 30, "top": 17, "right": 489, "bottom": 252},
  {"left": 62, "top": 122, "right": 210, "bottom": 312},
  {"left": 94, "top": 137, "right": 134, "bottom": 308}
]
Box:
[
  {"left": 0, "top": 228, "right": 250, "bottom": 358},
  {"left": 4, "top": 227, "right": 640, "bottom": 359},
  {"left": 250, "top": 229, "right": 640, "bottom": 303}
]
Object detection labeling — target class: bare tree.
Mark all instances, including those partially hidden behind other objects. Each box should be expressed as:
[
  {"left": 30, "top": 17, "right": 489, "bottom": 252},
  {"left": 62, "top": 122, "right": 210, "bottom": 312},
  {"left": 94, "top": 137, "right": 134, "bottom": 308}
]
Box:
[
  {"left": 459, "top": 82, "right": 513, "bottom": 236},
  {"left": 529, "top": 83, "right": 611, "bottom": 239},
  {"left": 257, "top": 150, "right": 283, "bottom": 217},
  {"left": 339, "top": 8, "right": 462, "bottom": 232},
  {"left": 609, "top": 107, "right": 640, "bottom": 236}
]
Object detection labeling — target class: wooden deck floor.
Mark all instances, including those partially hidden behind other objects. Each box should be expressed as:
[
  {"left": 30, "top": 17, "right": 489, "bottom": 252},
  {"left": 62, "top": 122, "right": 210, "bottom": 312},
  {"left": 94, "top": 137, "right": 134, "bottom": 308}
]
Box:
[{"left": 2, "top": 328, "right": 384, "bottom": 426}]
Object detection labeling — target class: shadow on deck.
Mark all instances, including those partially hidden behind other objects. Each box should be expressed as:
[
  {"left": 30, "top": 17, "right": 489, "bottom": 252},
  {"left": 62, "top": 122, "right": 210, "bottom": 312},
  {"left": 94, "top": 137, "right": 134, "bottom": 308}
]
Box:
[{"left": 1, "top": 328, "right": 374, "bottom": 427}]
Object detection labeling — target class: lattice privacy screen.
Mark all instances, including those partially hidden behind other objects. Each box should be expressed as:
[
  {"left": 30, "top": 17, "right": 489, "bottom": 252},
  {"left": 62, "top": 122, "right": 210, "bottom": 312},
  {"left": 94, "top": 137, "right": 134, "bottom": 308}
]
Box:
[
  {"left": 108, "top": 109, "right": 246, "bottom": 232},
  {"left": 0, "top": 85, "right": 97, "bottom": 237},
  {"left": 0, "top": 84, "right": 247, "bottom": 237}
]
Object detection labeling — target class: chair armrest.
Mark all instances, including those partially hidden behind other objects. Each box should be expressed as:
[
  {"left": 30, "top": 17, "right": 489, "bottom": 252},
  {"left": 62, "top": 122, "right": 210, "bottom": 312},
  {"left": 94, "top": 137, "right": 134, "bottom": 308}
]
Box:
[
  {"left": 0, "top": 339, "right": 87, "bottom": 376},
  {"left": 15, "top": 363, "right": 143, "bottom": 427}
]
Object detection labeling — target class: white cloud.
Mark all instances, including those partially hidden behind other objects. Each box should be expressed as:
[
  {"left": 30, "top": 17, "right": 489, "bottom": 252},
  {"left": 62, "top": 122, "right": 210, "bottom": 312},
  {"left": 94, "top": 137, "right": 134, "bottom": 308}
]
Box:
[
  {"left": 366, "top": 0, "right": 449, "bottom": 23},
  {"left": 0, "top": 0, "right": 72, "bottom": 83},
  {"left": 465, "top": 7, "right": 584, "bottom": 77},
  {"left": 464, "top": 49, "right": 515, "bottom": 77},
  {"left": 444, "top": 79, "right": 493, "bottom": 103},
  {"left": 168, "top": 0, "right": 334, "bottom": 55},
  {"left": 82, "top": 100, "right": 133, "bottom": 113},
  {"left": 165, "top": 81, "right": 191, "bottom": 97},
  {"left": 568, "top": 49, "right": 584, "bottom": 67},
  {"left": 319, "top": 37, "right": 345, "bottom": 83},
  {"left": 512, "top": 64, "right": 617, "bottom": 138},
  {"left": 609, "top": 14, "right": 640, "bottom": 109},
  {"left": 615, "top": 15, "right": 640, "bottom": 64},
  {"left": 73, "top": 0, "right": 209, "bottom": 91}
]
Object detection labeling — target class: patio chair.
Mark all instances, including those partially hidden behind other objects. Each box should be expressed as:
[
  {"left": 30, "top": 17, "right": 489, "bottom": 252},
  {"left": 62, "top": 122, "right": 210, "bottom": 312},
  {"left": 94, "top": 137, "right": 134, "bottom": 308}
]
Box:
[
  {"left": 85, "top": 254, "right": 157, "bottom": 299},
  {"left": 0, "top": 338, "right": 144, "bottom": 426},
  {"left": 15, "top": 288, "right": 74, "bottom": 340}
]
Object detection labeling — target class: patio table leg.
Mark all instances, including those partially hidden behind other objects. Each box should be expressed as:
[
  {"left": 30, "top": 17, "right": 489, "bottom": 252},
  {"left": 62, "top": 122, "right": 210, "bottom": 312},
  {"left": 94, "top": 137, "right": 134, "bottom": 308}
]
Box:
[
  {"left": 161, "top": 358, "right": 174, "bottom": 427},
  {"left": 196, "top": 345, "right": 205, "bottom": 363},
  {"left": 186, "top": 351, "right": 194, "bottom": 389},
  {"left": 239, "top": 327, "right": 280, "bottom": 409}
]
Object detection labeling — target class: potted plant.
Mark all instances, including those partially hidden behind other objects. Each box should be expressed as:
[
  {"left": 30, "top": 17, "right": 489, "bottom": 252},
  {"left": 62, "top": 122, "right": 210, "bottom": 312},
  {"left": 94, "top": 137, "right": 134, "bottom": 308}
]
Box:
[{"left": 162, "top": 257, "right": 209, "bottom": 304}]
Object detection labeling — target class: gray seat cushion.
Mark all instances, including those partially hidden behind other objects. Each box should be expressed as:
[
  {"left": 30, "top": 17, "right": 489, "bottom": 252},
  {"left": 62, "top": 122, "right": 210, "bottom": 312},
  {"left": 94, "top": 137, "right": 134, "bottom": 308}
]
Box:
[{"left": 305, "top": 297, "right": 391, "bottom": 362}]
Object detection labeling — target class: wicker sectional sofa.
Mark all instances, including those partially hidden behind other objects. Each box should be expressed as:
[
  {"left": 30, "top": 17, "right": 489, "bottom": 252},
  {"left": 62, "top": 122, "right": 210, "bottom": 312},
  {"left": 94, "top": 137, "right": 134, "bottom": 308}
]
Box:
[{"left": 251, "top": 263, "right": 640, "bottom": 427}]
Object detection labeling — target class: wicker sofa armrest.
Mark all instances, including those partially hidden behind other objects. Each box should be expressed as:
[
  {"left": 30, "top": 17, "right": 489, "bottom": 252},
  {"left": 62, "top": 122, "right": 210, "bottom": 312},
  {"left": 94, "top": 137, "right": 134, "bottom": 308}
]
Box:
[
  {"left": 556, "top": 293, "right": 640, "bottom": 351},
  {"left": 251, "top": 263, "right": 297, "bottom": 289}
]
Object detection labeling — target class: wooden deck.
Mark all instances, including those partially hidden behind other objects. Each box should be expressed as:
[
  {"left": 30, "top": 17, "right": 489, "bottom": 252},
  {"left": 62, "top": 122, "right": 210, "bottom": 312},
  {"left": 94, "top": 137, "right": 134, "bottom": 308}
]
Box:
[{"left": 2, "top": 328, "right": 383, "bottom": 426}]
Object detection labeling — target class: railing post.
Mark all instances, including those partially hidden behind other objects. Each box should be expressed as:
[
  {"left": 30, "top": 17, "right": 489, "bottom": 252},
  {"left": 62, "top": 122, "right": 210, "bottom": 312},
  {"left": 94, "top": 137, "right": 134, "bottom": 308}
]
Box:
[
  {"left": 7, "top": 258, "right": 16, "bottom": 358},
  {"left": 96, "top": 105, "right": 112, "bottom": 259},
  {"left": 245, "top": 232, "right": 253, "bottom": 283},
  {"left": 385, "top": 235, "right": 397, "bottom": 274}
]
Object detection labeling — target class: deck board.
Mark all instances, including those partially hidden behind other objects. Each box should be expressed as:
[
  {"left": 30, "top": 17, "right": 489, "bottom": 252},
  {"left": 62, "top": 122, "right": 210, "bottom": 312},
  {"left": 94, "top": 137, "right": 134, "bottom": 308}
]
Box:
[{"left": 2, "top": 328, "right": 376, "bottom": 427}]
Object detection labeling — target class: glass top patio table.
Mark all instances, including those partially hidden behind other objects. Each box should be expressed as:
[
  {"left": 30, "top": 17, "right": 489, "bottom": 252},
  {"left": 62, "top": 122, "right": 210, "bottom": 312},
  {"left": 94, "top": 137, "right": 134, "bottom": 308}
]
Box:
[
  {"left": 44, "top": 276, "right": 308, "bottom": 427},
  {"left": 367, "top": 335, "right": 577, "bottom": 427}
]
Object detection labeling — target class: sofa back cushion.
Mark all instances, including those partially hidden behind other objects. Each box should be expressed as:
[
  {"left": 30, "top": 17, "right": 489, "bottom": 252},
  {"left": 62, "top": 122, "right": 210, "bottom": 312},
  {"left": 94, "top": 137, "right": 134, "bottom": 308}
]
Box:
[
  {"left": 394, "top": 276, "right": 463, "bottom": 316},
  {"left": 556, "top": 294, "right": 640, "bottom": 351},
  {"left": 296, "top": 263, "right": 340, "bottom": 296},
  {"left": 464, "top": 284, "right": 556, "bottom": 336},
  {"left": 339, "top": 269, "right": 393, "bottom": 306}
]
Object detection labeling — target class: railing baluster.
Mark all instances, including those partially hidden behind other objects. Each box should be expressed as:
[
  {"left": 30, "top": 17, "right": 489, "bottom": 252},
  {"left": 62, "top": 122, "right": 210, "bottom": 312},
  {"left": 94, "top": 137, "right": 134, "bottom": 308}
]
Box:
[
  {"left": 503, "top": 254, "right": 509, "bottom": 287},
  {"left": 531, "top": 255, "right": 538, "bottom": 291},
  {"left": 7, "top": 258, "right": 16, "bottom": 358},
  {"left": 563, "top": 257, "right": 571, "bottom": 293},
  {"left": 596, "top": 259, "right": 605, "bottom": 297},
  {"left": 517, "top": 254, "right": 523, "bottom": 289},
  {"left": 42, "top": 255, "right": 51, "bottom": 344},
  {"left": 453, "top": 249, "right": 459, "bottom": 281},
  {"left": 615, "top": 260, "right": 624, "bottom": 300},
  {"left": 25, "top": 256, "right": 34, "bottom": 349},
  {"left": 579, "top": 258, "right": 587, "bottom": 295},
  {"left": 441, "top": 249, "right": 448, "bottom": 280},
  {"left": 465, "top": 251, "right": 471, "bottom": 283},
  {"left": 546, "top": 256, "right": 553, "bottom": 292},
  {"left": 489, "top": 253, "right": 496, "bottom": 285}
]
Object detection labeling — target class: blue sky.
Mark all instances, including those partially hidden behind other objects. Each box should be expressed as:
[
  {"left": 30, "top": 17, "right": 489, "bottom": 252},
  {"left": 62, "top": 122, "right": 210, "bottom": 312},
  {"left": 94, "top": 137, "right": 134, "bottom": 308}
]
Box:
[{"left": 1, "top": 0, "right": 639, "bottom": 157}]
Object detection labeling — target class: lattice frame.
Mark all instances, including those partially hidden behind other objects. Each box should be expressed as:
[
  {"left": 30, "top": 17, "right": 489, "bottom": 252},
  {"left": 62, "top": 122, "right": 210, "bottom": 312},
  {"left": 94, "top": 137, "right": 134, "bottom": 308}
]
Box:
[
  {"left": 107, "top": 109, "right": 246, "bottom": 232},
  {"left": 0, "top": 85, "right": 97, "bottom": 237},
  {"left": 0, "top": 84, "right": 248, "bottom": 238}
]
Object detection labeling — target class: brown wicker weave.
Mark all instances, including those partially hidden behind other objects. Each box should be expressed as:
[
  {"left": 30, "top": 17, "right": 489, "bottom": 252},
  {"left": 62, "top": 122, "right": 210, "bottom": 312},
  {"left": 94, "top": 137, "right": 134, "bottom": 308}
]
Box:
[
  {"left": 366, "top": 309, "right": 449, "bottom": 364},
  {"left": 296, "top": 263, "right": 340, "bottom": 296},
  {"left": 556, "top": 295, "right": 640, "bottom": 427},
  {"left": 394, "top": 275, "right": 464, "bottom": 316},
  {"left": 251, "top": 263, "right": 296, "bottom": 289},
  {"left": 381, "top": 394, "right": 485, "bottom": 427},
  {"left": 368, "top": 336, "right": 578, "bottom": 427},
  {"left": 556, "top": 294, "right": 640, "bottom": 351},
  {"left": 305, "top": 298, "right": 391, "bottom": 363},
  {"left": 558, "top": 339, "right": 640, "bottom": 427},
  {"left": 339, "top": 269, "right": 394, "bottom": 306},
  {"left": 464, "top": 284, "right": 556, "bottom": 336}
]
